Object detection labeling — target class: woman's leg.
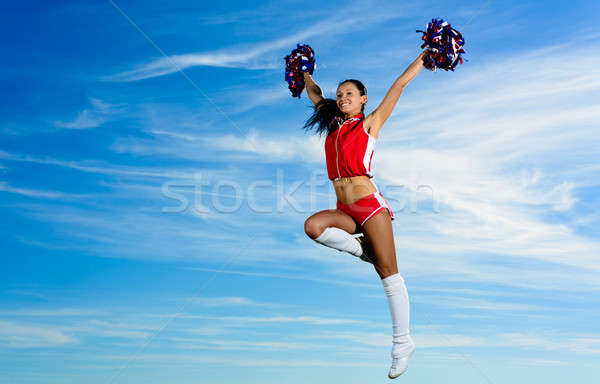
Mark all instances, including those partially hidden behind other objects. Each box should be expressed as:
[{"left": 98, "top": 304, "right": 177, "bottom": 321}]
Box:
[
  {"left": 361, "top": 208, "right": 397, "bottom": 278},
  {"left": 362, "top": 209, "right": 415, "bottom": 376},
  {"left": 304, "top": 209, "right": 362, "bottom": 256}
]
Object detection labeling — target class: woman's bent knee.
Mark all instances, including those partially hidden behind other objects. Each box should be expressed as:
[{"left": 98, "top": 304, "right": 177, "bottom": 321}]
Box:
[{"left": 304, "top": 218, "right": 325, "bottom": 239}]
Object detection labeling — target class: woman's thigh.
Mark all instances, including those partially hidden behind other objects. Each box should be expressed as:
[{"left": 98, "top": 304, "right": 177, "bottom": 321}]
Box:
[{"left": 304, "top": 209, "right": 359, "bottom": 239}]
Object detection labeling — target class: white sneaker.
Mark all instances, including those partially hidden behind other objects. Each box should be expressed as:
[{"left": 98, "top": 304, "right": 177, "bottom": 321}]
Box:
[
  {"left": 352, "top": 233, "right": 374, "bottom": 264},
  {"left": 388, "top": 338, "right": 416, "bottom": 379}
]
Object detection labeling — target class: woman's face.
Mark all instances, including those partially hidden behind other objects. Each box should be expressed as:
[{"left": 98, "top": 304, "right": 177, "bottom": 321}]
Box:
[{"left": 336, "top": 82, "right": 366, "bottom": 117}]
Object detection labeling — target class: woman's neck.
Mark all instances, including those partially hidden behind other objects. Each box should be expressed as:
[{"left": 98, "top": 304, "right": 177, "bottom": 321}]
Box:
[{"left": 344, "top": 111, "right": 363, "bottom": 120}]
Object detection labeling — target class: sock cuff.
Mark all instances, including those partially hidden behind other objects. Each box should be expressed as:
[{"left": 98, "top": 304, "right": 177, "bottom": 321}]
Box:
[
  {"left": 382, "top": 273, "right": 408, "bottom": 297},
  {"left": 314, "top": 227, "right": 333, "bottom": 242},
  {"left": 381, "top": 272, "right": 405, "bottom": 288}
]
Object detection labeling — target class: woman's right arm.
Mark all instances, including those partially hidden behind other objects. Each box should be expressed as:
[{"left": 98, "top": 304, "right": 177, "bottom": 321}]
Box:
[{"left": 303, "top": 72, "right": 325, "bottom": 106}]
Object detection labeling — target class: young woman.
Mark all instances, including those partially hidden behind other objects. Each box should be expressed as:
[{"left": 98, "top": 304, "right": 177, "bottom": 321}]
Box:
[{"left": 302, "top": 50, "right": 427, "bottom": 378}]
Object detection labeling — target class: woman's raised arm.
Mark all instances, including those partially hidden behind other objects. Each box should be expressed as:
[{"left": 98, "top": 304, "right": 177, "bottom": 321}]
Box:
[
  {"left": 303, "top": 72, "right": 325, "bottom": 107},
  {"left": 367, "top": 50, "right": 428, "bottom": 136}
]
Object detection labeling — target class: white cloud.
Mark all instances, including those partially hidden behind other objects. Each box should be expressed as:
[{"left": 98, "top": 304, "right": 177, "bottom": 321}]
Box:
[
  {"left": 103, "top": 8, "right": 406, "bottom": 82},
  {"left": 226, "top": 83, "right": 290, "bottom": 114},
  {"left": 5, "top": 27, "right": 600, "bottom": 298},
  {"left": 414, "top": 333, "right": 487, "bottom": 348},
  {"left": 508, "top": 358, "right": 571, "bottom": 366},
  {"left": 92, "top": 352, "right": 376, "bottom": 367},
  {"left": 190, "top": 296, "right": 260, "bottom": 307},
  {"left": 497, "top": 332, "right": 600, "bottom": 354},
  {"left": 411, "top": 294, "right": 542, "bottom": 312},
  {"left": 144, "top": 313, "right": 368, "bottom": 326},
  {"left": 211, "top": 128, "right": 324, "bottom": 163},
  {"left": 170, "top": 338, "right": 326, "bottom": 352},
  {"left": 54, "top": 98, "right": 125, "bottom": 129},
  {"left": 357, "top": 44, "right": 600, "bottom": 280},
  {"left": 0, "top": 308, "right": 104, "bottom": 317},
  {"left": 315, "top": 330, "right": 486, "bottom": 348},
  {"left": 0, "top": 320, "right": 77, "bottom": 348},
  {"left": 0, "top": 181, "right": 92, "bottom": 200},
  {"left": 3, "top": 289, "right": 47, "bottom": 300},
  {"left": 69, "top": 319, "right": 156, "bottom": 340},
  {"left": 110, "top": 121, "right": 325, "bottom": 165},
  {"left": 0, "top": 150, "right": 195, "bottom": 179},
  {"left": 315, "top": 328, "right": 600, "bottom": 355},
  {"left": 188, "top": 267, "right": 377, "bottom": 289}
]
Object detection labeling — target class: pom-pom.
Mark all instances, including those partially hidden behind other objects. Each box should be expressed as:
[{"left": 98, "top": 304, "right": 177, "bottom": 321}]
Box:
[
  {"left": 416, "top": 18, "right": 466, "bottom": 71},
  {"left": 284, "top": 43, "right": 316, "bottom": 98}
]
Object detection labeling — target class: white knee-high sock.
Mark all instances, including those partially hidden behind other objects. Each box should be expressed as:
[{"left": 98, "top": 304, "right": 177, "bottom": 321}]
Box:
[
  {"left": 381, "top": 273, "right": 414, "bottom": 357},
  {"left": 313, "top": 227, "right": 363, "bottom": 257}
]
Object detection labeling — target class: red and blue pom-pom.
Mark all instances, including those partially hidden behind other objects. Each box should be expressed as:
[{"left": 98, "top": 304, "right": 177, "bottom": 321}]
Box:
[
  {"left": 284, "top": 43, "right": 316, "bottom": 98},
  {"left": 417, "top": 19, "right": 466, "bottom": 71}
]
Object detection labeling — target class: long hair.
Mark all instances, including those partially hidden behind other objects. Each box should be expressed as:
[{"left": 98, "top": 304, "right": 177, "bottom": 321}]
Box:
[
  {"left": 303, "top": 79, "right": 367, "bottom": 137},
  {"left": 302, "top": 98, "right": 342, "bottom": 137}
]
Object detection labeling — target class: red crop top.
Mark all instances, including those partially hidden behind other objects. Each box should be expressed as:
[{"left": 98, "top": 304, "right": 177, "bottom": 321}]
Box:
[{"left": 324, "top": 112, "right": 377, "bottom": 181}]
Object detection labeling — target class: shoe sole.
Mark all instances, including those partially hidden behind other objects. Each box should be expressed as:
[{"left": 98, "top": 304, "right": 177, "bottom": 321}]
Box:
[{"left": 388, "top": 347, "right": 415, "bottom": 379}]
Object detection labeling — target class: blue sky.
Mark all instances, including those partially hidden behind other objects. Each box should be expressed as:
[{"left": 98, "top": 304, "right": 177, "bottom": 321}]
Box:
[{"left": 1, "top": 0, "right": 599, "bottom": 383}]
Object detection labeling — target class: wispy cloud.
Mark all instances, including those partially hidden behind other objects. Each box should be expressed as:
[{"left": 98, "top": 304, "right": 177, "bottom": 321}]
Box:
[
  {"left": 210, "top": 129, "right": 324, "bottom": 163},
  {"left": 69, "top": 319, "right": 158, "bottom": 340},
  {"left": 359, "top": 43, "right": 600, "bottom": 282},
  {"left": 185, "top": 296, "right": 262, "bottom": 307},
  {"left": 102, "top": 7, "right": 408, "bottom": 82},
  {"left": 496, "top": 332, "right": 600, "bottom": 354},
  {"left": 87, "top": 352, "right": 376, "bottom": 367},
  {"left": 4, "top": 2, "right": 599, "bottom": 381},
  {"left": 3, "top": 289, "right": 47, "bottom": 300},
  {"left": 188, "top": 267, "right": 377, "bottom": 289},
  {"left": 109, "top": 115, "right": 325, "bottom": 164},
  {"left": 411, "top": 294, "right": 542, "bottom": 312},
  {"left": 0, "top": 320, "right": 78, "bottom": 348},
  {"left": 0, "top": 181, "right": 92, "bottom": 200},
  {"left": 226, "top": 83, "right": 290, "bottom": 114},
  {"left": 170, "top": 337, "right": 329, "bottom": 352},
  {"left": 508, "top": 358, "right": 571, "bottom": 366},
  {"left": 16, "top": 203, "right": 248, "bottom": 260},
  {"left": 143, "top": 313, "right": 368, "bottom": 326},
  {"left": 318, "top": 328, "right": 600, "bottom": 354},
  {"left": 54, "top": 98, "right": 125, "bottom": 129},
  {"left": 100, "top": 36, "right": 600, "bottom": 288},
  {"left": 0, "top": 150, "right": 195, "bottom": 179},
  {"left": 313, "top": 330, "right": 486, "bottom": 348},
  {"left": 0, "top": 308, "right": 104, "bottom": 317}
]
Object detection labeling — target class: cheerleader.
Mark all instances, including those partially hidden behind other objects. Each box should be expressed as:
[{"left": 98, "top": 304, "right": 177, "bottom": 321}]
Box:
[{"left": 302, "top": 50, "right": 428, "bottom": 378}]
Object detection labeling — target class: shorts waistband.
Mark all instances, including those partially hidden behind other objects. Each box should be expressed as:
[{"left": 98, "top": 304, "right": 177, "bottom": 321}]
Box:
[{"left": 337, "top": 191, "right": 379, "bottom": 206}]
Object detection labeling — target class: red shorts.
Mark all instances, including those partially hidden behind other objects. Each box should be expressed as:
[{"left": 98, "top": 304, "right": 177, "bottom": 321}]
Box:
[{"left": 337, "top": 191, "right": 395, "bottom": 226}]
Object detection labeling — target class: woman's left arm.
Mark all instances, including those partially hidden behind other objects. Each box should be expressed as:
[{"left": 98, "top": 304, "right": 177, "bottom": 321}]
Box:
[{"left": 367, "top": 49, "right": 428, "bottom": 136}]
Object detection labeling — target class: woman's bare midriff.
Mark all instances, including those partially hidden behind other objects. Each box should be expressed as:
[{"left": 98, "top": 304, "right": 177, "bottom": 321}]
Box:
[{"left": 333, "top": 175, "right": 378, "bottom": 205}]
